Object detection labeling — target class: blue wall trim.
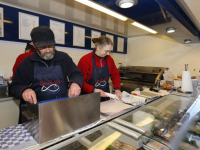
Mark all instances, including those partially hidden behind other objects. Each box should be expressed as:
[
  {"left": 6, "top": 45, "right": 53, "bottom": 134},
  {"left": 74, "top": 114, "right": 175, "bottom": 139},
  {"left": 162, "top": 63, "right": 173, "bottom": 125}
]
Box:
[{"left": 0, "top": 4, "right": 127, "bottom": 54}]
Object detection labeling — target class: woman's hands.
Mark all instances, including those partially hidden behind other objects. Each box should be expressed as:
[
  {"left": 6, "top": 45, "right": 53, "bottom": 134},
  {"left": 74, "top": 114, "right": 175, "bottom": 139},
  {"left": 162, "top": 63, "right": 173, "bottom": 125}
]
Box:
[
  {"left": 94, "top": 88, "right": 122, "bottom": 100},
  {"left": 94, "top": 89, "right": 108, "bottom": 97},
  {"left": 115, "top": 90, "right": 122, "bottom": 100}
]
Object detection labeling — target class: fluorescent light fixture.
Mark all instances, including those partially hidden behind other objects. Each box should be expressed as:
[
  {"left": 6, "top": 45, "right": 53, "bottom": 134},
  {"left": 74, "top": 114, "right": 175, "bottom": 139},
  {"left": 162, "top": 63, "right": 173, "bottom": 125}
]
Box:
[
  {"left": 116, "top": 0, "right": 138, "bottom": 9},
  {"left": 131, "top": 22, "right": 157, "bottom": 34},
  {"left": 184, "top": 39, "right": 192, "bottom": 44},
  {"left": 166, "top": 27, "right": 176, "bottom": 33},
  {"left": 75, "top": 0, "right": 128, "bottom": 21}
]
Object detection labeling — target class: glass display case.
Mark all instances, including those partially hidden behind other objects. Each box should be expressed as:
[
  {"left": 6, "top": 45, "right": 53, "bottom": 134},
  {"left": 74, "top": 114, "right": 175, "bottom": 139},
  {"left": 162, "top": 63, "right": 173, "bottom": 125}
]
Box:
[
  {"left": 45, "top": 123, "right": 170, "bottom": 150},
  {"left": 34, "top": 86, "right": 200, "bottom": 150},
  {"left": 44, "top": 93, "right": 200, "bottom": 150},
  {"left": 45, "top": 91, "right": 200, "bottom": 150},
  {"left": 114, "top": 93, "right": 200, "bottom": 150}
]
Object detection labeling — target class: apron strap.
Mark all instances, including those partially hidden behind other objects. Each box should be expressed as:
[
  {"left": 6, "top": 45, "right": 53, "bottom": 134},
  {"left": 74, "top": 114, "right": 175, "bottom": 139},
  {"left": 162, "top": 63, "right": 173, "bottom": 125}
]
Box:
[{"left": 92, "top": 54, "right": 108, "bottom": 74}]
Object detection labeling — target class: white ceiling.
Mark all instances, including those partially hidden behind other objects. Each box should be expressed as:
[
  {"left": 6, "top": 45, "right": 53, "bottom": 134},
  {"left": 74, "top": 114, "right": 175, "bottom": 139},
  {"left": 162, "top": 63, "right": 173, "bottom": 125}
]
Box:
[{"left": 0, "top": 0, "right": 200, "bottom": 44}]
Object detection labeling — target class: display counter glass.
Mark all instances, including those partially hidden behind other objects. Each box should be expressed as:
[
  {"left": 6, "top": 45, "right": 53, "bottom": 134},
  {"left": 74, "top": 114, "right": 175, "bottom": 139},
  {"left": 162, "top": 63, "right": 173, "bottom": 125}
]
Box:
[
  {"left": 45, "top": 123, "right": 170, "bottom": 150},
  {"left": 115, "top": 93, "right": 200, "bottom": 150},
  {"left": 43, "top": 92, "right": 200, "bottom": 150},
  {"left": 45, "top": 85, "right": 200, "bottom": 150}
]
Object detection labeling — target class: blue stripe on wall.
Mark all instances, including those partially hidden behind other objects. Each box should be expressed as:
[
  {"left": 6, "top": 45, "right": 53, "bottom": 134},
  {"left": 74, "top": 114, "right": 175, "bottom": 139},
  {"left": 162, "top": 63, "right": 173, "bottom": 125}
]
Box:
[{"left": 0, "top": 4, "right": 127, "bottom": 54}]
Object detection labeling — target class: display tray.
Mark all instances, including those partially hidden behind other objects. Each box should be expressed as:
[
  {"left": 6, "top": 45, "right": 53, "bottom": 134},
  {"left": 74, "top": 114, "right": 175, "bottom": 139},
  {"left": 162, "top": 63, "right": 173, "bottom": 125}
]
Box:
[
  {"left": 117, "top": 94, "right": 200, "bottom": 150},
  {"left": 57, "top": 125, "right": 169, "bottom": 150}
]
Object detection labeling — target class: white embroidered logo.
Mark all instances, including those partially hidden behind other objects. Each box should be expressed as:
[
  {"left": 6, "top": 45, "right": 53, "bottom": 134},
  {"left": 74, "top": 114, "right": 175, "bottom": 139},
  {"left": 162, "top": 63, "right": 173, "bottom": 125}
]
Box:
[
  {"left": 41, "top": 84, "right": 60, "bottom": 92},
  {"left": 95, "top": 80, "right": 106, "bottom": 87}
]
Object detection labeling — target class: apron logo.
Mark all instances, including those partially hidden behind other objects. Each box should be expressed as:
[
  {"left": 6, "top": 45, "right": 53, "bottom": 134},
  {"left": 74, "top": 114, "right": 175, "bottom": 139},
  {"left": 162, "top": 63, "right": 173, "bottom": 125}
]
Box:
[
  {"left": 95, "top": 77, "right": 108, "bottom": 88},
  {"left": 41, "top": 84, "right": 60, "bottom": 92},
  {"left": 40, "top": 80, "right": 61, "bottom": 94}
]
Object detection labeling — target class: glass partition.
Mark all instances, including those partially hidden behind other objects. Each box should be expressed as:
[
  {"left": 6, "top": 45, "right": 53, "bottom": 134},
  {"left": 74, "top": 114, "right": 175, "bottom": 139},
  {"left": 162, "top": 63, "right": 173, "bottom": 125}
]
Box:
[{"left": 116, "top": 92, "right": 200, "bottom": 150}]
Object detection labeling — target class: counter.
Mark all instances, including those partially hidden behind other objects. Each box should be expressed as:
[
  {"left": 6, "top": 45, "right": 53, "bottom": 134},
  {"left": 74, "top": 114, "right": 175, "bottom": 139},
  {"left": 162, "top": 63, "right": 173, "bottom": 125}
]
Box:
[
  {"left": 45, "top": 92, "right": 200, "bottom": 150},
  {"left": 1, "top": 88, "right": 200, "bottom": 150},
  {"left": 0, "top": 96, "right": 20, "bottom": 129},
  {"left": 0, "top": 81, "right": 20, "bottom": 129}
]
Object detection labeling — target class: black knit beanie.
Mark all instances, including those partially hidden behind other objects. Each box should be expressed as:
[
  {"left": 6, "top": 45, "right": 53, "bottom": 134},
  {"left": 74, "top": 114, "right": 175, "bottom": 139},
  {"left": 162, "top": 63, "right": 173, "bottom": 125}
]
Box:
[{"left": 30, "top": 26, "right": 55, "bottom": 48}]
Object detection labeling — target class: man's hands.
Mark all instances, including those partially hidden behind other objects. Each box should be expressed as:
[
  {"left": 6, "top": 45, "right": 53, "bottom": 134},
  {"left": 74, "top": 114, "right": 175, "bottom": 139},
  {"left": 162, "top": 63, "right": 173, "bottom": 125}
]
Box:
[
  {"left": 94, "top": 89, "right": 108, "bottom": 97},
  {"left": 68, "top": 83, "right": 81, "bottom": 98},
  {"left": 22, "top": 89, "right": 37, "bottom": 104},
  {"left": 22, "top": 83, "right": 81, "bottom": 103},
  {"left": 115, "top": 90, "right": 122, "bottom": 100}
]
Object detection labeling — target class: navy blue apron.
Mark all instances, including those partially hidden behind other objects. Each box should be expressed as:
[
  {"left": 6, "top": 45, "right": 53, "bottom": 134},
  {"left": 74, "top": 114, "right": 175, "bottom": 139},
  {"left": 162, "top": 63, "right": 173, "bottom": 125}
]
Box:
[
  {"left": 18, "top": 61, "right": 67, "bottom": 124},
  {"left": 87, "top": 54, "right": 110, "bottom": 102},
  {"left": 32, "top": 61, "right": 67, "bottom": 101}
]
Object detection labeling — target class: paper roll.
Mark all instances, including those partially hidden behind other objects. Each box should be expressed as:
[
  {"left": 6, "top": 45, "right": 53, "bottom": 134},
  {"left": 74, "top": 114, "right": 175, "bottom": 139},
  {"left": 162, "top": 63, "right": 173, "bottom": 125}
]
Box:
[
  {"left": 181, "top": 71, "right": 193, "bottom": 92},
  {"left": 133, "top": 95, "right": 148, "bottom": 103},
  {"left": 122, "top": 91, "right": 148, "bottom": 105},
  {"left": 105, "top": 92, "right": 119, "bottom": 100}
]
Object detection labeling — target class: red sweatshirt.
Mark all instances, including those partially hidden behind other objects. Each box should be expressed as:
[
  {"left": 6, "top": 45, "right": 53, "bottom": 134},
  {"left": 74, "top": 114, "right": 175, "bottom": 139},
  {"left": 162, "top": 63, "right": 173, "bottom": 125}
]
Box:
[
  {"left": 78, "top": 52, "right": 121, "bottom": 93},
  {"left": 12, "top": 49, "right": 35, "bottom": 79}
]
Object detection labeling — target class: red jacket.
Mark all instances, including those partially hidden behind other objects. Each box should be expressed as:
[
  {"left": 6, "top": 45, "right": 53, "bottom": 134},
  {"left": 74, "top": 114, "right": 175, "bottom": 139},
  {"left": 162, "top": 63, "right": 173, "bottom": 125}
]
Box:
[
  {"left": 12, "top": 49, "right": 35, "bottom": 79},
  {"left": 78, "top": 52, "right": 121, "bottom": 93}
]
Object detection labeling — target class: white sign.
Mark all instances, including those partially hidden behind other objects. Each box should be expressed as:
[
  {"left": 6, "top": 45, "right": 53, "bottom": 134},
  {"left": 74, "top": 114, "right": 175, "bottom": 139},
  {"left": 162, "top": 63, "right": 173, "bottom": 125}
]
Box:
[
  {"left": 50, "top": 20, "right": 65, "bottom": 45},
  {"left": 50, "top": 0, "right": 65, "bottom": 15},
  {"left": 106, "top": 34, "right": 114, "bottom": 51},
  {"left": 73, "top": 26, "right": 85, "bottom": 47},
  {"left": 91, "top": 30, "right": 101, "bottom": 48},
  {"left": 117, "top": 37, "right": 124, "bottom": 52},
  {"left": 19, "top": 12, "right": 39, "bottom": 40},
  {"left": 19, "top": 0, "right": 39, "bottom": 8},
  {"left": 0, "top": 7, "right": 4, "bottom": 37}
]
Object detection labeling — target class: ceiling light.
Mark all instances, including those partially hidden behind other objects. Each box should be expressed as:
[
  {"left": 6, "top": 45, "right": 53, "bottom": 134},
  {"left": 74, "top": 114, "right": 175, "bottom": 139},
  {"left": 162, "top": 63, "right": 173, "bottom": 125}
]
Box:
[
  {"left": 116, "top": 0, "right": 138, "bottom": 9},
  {"left": 131, "top": 22, "right": 157, "bottom": 34},
  {"left": 75, "top": 0, "right": 128, "bottom": 21},
  {"left": 166, "top": 27, "right": 176, "bottom": 33},
  {"left": 184, "top": 39, "right": 192, "bottom": 44}
]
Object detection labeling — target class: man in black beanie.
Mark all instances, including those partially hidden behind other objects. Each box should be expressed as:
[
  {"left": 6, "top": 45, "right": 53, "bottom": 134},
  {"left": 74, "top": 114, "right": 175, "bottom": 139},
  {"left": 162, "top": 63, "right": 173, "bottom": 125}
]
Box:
[{"left": 11, "top": 26, "right": 83, "bottom": 123}]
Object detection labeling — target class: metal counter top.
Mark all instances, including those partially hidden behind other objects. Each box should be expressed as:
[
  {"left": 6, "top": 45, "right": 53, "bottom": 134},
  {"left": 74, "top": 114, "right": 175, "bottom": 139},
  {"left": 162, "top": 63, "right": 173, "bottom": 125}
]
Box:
[
  {"left": 2, "top": 86, "right": 200, "bottom": 150},
  {"left": 25, "top": 106, "right": 138, "bottom": 150},
  {"left": 0, "top": 96, "right": 15, "bottom": 102}
]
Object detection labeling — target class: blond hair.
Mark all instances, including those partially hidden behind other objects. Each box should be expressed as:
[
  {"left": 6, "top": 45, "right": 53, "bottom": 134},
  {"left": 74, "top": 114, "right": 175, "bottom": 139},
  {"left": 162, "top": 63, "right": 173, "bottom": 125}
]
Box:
[{"left": 92, "top": 36, "right": 113, "bottom": 51}]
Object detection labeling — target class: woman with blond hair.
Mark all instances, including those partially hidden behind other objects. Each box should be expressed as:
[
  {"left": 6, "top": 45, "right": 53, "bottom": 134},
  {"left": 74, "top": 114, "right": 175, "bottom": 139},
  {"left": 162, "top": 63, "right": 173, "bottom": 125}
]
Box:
[{"left": 78, "top": 36, "right": 122, "bottom": 101}]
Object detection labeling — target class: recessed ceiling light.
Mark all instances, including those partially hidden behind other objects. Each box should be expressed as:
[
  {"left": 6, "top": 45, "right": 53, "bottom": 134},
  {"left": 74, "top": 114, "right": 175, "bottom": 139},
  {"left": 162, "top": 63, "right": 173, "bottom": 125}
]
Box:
[
  {"left": 184, "top": 39, "right": 192, "bottom": 44},
  {"left": 75, "top": 0, "right": 128, "bottom": 21},
  {"left": 116, "top": 0, "right": 138, "bottom": 9},
  {"left": 131, "top": 22, "right": 157, "bottom": 34},
  {"left": 166, "top": 27, "right": 176, "bottom": 33}
]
